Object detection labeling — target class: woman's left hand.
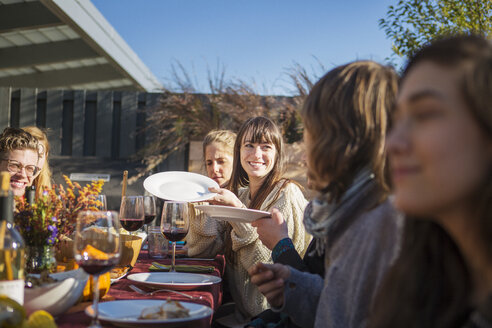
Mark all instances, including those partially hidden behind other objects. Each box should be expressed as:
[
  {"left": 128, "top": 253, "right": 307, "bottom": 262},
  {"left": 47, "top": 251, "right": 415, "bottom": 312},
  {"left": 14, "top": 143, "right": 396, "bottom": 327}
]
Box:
[{"left": 208, "top": 187, "right": 244, "bottom": 208}]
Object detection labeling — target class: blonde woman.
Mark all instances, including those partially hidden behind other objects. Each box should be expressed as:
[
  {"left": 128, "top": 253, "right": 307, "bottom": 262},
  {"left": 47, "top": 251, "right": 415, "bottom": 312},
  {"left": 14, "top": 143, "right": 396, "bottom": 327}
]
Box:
[
  {"left": 22, "top": 126, "right": 52, "bottom": 199},
  {"left": 203, "top": 130, "right": 236, "bottom": 187},
  {"left": 0, "top": 127, "right": 40, "bottom": 197}
]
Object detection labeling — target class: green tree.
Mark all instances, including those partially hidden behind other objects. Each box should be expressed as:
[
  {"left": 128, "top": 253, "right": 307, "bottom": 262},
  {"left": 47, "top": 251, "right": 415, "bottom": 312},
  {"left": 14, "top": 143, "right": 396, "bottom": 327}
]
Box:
[{"left": 380, "top": 0, "right": 492, "bottom": 61}]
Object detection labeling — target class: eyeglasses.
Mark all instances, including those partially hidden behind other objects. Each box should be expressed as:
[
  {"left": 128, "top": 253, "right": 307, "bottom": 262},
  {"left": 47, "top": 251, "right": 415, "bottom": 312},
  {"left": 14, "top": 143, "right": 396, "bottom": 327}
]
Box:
[{"left": 0, "top": 159, "right": 40, "bottom": 177}]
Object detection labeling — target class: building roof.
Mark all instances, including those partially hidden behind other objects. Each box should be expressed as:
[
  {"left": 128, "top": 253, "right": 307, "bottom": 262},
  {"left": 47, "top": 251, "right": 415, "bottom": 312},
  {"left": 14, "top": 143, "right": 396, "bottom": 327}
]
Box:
[{"left": 0, "top": 0, "right": 163, "bottom": 91}]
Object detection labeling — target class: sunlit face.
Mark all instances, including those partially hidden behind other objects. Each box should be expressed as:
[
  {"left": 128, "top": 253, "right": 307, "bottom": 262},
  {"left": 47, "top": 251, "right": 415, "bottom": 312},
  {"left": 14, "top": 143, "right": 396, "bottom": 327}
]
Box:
[
  {"left": 240, "top": 132, "right": 277, "bottom": 183},
  {"left": 0, "top": 149, "right": 39, "bottom": 196},
  {"left": 205, "top": 142, "right": 233, "bottom": 187},
  {"left": 387, "top": 61, "right": 492, "bottom": 220}
]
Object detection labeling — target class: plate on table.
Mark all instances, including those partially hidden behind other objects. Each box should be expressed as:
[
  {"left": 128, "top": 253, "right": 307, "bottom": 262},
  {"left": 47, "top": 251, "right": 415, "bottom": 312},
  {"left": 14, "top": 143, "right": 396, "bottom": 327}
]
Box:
[
  {"left": 194, "top": 205, "right": 271, "bottom": 223},
  {"left": 85, "top": 299, "right": 213, "bottom": 328},
  {"left": 127, "top": 272, "right": 221, "bottom": 291},
  {"left": 143, "top": 171, "right": 219, "bottom": 202}
]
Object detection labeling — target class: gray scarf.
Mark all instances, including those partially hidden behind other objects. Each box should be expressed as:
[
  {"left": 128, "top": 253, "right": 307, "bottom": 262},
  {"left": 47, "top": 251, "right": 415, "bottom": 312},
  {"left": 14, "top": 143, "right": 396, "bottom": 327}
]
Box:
[{"left": 304, "top": 168, "right": 376, "bottom": 255}]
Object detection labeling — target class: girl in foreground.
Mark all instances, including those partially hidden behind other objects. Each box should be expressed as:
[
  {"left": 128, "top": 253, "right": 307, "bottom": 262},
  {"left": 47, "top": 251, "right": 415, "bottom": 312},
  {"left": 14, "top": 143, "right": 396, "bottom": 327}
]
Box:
[
  {"left": 249, "top": 61, "right": 402, "bottom": 328},
  {"left": 369, "top": 35, "right": 492, "bottom": 327}
]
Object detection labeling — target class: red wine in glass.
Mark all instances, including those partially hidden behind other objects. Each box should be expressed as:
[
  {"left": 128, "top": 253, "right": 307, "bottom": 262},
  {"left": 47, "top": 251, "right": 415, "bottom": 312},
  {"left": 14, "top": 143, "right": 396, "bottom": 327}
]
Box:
[
  {"left": 144, "top": 214, "right": 156, "bottom": 225},
  {"left": 143, "top": 196, "right": 157, "bottom": 239},
  {"left": 163, "top": 228, "right": 187, "bottom": 242},
  {"left": 120, "top": 218, "right": 144, "bottom": 232},
  {"left": 119, "top": 196, "right": 144, "bottom": 235},
  {"left": 74, "top": 211, "right": 121, "bottom": 328},
  {"left": 161, "top": 201, "right": 189, "bottom": 272},
  {"left": 79, "top": 259, "right": 119, "bottom": 276}
]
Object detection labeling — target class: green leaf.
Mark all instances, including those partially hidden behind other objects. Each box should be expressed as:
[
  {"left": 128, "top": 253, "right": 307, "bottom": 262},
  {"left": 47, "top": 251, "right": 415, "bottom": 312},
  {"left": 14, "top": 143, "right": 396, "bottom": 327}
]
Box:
[{"left": 379, "top": 0, "right": 492, "bottom": 65}]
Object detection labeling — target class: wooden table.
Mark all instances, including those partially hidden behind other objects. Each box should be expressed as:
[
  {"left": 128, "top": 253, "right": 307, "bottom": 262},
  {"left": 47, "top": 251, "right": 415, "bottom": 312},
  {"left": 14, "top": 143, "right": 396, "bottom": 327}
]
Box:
[{"left": 56, "top": 250, "right": 225, "bottom": 327}]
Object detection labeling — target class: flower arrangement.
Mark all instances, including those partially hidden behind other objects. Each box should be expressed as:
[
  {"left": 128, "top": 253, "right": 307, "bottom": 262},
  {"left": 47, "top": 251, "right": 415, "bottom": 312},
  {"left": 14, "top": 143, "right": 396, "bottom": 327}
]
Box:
[
  {"left": 14, "top": 192, "right": 61, "bottom": 247},
  {"left": 14, "top": 175, "right": 105, "bottom": 247}
]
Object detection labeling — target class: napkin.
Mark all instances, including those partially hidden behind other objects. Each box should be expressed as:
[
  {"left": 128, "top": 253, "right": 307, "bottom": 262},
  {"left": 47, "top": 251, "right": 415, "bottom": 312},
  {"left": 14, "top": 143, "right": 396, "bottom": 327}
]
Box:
[{"left": 149, "top": 262, "right": 215, "bottom": 273}]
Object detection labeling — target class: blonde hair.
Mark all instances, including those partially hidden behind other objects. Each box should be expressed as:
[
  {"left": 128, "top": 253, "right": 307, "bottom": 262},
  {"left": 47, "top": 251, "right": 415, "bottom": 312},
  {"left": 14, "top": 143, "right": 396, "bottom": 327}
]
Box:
[
  {"left": 301, "top": 61, "right": 398, "bottom": 200},
  {"left": 22, "top": 126, "right": 52, "bottom": 199},
  {"left": 202, "top": 130, "right": 236, "bottom": 160},
  {"left": 0, "top": 127, "right": 40, "bottom": 155}
]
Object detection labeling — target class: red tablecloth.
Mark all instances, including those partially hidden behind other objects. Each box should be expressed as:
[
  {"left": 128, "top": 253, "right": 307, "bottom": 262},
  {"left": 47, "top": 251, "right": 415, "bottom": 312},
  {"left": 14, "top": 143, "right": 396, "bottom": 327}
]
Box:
[{"left": 56, "top": 250, "right": 225, "bottom": 328}]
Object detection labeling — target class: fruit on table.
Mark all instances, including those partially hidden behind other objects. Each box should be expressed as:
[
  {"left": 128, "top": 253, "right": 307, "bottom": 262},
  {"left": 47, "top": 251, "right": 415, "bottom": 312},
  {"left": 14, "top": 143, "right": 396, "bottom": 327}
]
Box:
[
  {"left": 55, "top": 260, "right": 78, "bottom": 272},
  {"left": 81, "top": 272, "right": 110, "bottom": 301},
  {"left": 81, "top": 245, "right": 109, "bottom": 260},
  {"left": 80, "top": 245, "right": 111, "bottom": 301},
  {"left": 22, "top": 310, "right": 56, "bottom": 328}
]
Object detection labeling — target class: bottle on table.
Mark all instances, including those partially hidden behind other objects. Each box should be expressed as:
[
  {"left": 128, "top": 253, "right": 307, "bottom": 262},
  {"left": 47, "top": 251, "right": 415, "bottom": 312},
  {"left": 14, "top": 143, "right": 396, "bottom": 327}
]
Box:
[
  {"left": 25, "top": 185, "right": 35, "bottom": 205},
  {"left": 0, "top": 172, "right": 26, "bottom": 305}
]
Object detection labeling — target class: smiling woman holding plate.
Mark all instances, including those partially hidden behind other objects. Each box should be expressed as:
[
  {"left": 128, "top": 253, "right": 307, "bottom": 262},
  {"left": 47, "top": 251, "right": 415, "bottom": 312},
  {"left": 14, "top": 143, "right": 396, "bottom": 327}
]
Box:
[{"left": 186, "top": 116, "right": 311, "bottom": 325}]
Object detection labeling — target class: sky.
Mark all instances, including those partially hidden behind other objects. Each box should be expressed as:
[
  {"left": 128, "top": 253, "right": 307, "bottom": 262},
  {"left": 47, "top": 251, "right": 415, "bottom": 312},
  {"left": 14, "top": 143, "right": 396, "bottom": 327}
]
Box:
[{"left": 92, "top": 0, "right": 402, "bottom": 95}]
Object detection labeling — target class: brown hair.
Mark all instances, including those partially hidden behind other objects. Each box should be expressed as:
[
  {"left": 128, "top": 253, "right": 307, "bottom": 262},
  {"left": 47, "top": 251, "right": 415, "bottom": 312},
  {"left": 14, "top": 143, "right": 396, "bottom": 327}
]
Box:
[
  {"left": 301, "top": 61, "right": 398, "bottom": 200},
  {"left": 22, "top": 126, "right": 53, "bottom": 199},
  {"left": 229, "top": 116, "right": 288, "bottom": 210},
  {"left": 369, "top": 35, "right": 492, "bottom": 328}
]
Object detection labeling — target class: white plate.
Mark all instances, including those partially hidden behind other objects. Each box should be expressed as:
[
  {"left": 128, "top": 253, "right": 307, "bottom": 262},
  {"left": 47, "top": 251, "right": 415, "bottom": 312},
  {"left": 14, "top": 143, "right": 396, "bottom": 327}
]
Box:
[
  {"left": 127, "top": 272, "right": 222, "bottom": 291},
  {"left": 85, "top": 299, "right": 212, "bottom": 328},
  {"left": 143, "top": 171, "right": 219, "bottom": 202},
  {"left": 194, "top": 205, "right": 271, "bottom": 223}
]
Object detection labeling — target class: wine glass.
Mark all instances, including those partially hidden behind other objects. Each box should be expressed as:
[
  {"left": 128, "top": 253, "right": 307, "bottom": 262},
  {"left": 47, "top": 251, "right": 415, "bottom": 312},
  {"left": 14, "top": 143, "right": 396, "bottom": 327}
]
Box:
[
  {"left": 143, "top": 195, "right": 157, "bottom": 229},
  {"left": 92, "top": 194, "right": 107, "bottom": 211},
  {"left": 119, "top": 196, "right": 144, "bottom": 235},
  {"left": 74, "top": 211, "right": 121, "bottom": 328},
  {"left": 160, "top": 201, "right": 189, "bottom": 272}
]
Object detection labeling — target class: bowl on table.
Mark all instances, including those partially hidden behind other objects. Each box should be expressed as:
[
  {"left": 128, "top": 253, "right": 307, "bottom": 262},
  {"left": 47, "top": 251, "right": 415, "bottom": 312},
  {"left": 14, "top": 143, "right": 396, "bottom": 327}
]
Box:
[
  {"left": 109, "top": 234, "right": 143, "bottom": 282},
  {"left": 24, "top": 268, "right": 89, "bottom": 317},
  {"left": 56, "top": 232, "right": 143, "bottom": 268},
  {"left": 118, "top": 234, "right": 143, "bottom": 268}
]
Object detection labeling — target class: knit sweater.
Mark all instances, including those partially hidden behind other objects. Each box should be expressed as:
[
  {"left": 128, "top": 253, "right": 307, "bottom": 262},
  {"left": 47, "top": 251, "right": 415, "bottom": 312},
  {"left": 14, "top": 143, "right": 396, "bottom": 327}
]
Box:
[
  {"left": 277, "top": 199, "right": 403, "bottom": 328},
  {"left": 186, "top": 181, "right": 310, "bottom": 321}
]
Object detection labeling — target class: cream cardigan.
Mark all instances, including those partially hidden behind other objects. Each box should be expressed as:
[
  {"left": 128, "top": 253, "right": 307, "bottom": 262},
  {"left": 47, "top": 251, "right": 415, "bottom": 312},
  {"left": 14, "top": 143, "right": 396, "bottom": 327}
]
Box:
[{"left": 186, "top": 181, "right": 310, "bottom": 321}]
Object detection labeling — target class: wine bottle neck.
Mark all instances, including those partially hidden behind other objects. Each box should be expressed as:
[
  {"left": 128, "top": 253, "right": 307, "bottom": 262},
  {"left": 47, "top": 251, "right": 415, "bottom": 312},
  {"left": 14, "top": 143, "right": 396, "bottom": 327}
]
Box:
[{"left": 25, "top": 186, "right": 35, "bottom": 205}]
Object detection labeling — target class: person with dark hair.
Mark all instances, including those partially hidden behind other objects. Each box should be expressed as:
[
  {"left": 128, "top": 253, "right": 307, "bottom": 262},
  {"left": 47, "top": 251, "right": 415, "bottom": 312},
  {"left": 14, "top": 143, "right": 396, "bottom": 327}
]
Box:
[
  {"left": 248, "top": 61, "right": 402, "bottom": 328},
  {"left": 0, "top": 127, "right": 41, "bottom": 197},
  {"left": 369, "top": 35, "right": 492, "bottom": 328},
  {"left": 186, "top": 116, "right": 311, "bottom": 325}
]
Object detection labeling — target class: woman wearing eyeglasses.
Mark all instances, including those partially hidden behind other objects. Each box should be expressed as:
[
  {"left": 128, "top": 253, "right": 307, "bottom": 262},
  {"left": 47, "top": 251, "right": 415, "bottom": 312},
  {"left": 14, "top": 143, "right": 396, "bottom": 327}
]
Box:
[{"left": 0, "top": 127, "right": 41, "bottom": 197}]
